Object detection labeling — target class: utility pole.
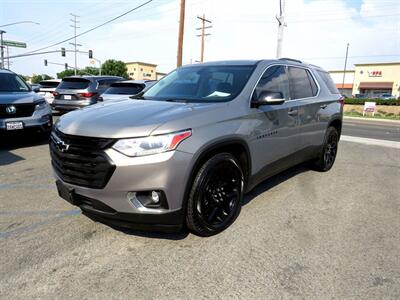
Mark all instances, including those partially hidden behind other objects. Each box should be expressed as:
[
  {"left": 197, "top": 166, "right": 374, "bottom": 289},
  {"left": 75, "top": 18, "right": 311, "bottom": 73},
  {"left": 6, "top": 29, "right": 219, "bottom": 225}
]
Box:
[
  {"left": 196, "top": 14, "right": 212, "bottom": 63},
  {"left": 70, "top": 14, "right": 81, "bottom": 75},
  {"left": 0, "top": 30, "right": 5, "bottom": 69},
  {"left": 341, "top": 43, "right": 350, "bottom": 94},
  {"left": 177, "top": 0, "right": 185, "bottom": 67},
  {"left": 276, "top": 0, "right": 286, "bottom": 58},
  {"left": 6, "top": 46, "right": 10, "bottom": 69}
]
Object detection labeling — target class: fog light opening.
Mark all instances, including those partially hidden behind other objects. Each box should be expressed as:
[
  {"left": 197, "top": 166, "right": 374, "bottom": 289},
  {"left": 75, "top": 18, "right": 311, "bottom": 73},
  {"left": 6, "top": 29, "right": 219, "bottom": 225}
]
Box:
[{"left": 151, "top": 191, "right": 160, "bottom": 203}]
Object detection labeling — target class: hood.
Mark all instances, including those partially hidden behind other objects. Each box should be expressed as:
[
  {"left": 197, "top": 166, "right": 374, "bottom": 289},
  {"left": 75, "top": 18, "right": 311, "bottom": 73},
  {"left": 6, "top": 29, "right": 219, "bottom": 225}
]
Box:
[
  {"left": 56, "top": 99, "right": 225, "bottom": 138},
  {"left": 0, "top": 92, "right": 43, "bottom": 104}
]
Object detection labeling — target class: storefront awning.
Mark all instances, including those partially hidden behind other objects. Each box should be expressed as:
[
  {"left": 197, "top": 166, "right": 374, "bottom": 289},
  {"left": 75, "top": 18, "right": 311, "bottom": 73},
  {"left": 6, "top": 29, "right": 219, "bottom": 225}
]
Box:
[
  {"left": 335, "top": 83, "right": 353, "bottom": 89},
  {"left": 359, "top": 82, "right": 393, "bottom": 89}
]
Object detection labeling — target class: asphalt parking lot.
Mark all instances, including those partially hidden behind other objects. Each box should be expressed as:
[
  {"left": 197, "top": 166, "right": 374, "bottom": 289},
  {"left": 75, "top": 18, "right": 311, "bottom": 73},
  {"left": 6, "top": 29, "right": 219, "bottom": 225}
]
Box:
[{"left": 1, "top": 126, "right": 399, "bottom": 298}]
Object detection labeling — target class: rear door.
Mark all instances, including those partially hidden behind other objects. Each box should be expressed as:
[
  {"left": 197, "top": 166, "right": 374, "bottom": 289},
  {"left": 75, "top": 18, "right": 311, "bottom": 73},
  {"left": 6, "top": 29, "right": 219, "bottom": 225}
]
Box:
[
  {"left": 249, "top": 65, "right": 301, "bottom": 176},
  {"left": 288, "top": 66, "right": 323, "bottom": 150}
]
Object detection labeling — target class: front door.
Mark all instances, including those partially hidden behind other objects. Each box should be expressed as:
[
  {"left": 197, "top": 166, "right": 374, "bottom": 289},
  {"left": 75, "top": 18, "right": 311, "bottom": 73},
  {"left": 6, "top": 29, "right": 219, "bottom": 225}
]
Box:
[{"left": 248, "top": 65, "right": 300, "bottom": 178}]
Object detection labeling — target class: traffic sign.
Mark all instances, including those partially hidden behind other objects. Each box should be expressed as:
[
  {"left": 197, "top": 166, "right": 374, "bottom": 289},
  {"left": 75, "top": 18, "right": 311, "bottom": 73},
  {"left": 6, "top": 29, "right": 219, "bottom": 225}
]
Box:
[{"left": 2, "top": 40, "right": 27, "bottom": 48}]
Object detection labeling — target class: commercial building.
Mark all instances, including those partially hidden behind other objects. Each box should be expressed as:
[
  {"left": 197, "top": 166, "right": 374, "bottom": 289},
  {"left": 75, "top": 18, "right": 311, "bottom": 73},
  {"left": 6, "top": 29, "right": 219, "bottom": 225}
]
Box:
[
  {"left": 329, "top": 62, "right": 400, "bottom": 98},
  {"left": 125, "top": 62, "right": 157, "bottom": 80},
  {"left": 329, "top": 70, "right": 355, "bottom": 97}
]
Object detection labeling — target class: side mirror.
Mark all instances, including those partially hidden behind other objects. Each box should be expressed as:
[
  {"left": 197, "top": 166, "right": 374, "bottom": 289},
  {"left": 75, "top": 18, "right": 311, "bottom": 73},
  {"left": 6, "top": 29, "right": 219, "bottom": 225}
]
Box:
[
  {"left": 33, "top": 87, "right": 40, "bottom": 93},
  {"left": 252, "top": 91, "right": 285, "bottom": 107}
]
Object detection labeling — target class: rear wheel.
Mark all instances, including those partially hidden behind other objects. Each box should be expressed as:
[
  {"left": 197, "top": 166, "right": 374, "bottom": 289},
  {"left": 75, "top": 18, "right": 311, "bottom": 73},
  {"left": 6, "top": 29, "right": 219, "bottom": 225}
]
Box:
[
  {"left": 313, "top": 126, "right": 339, "bottom": 172},
  {"left": 186, "top": 153, "right": 244, "bottom": 237}
]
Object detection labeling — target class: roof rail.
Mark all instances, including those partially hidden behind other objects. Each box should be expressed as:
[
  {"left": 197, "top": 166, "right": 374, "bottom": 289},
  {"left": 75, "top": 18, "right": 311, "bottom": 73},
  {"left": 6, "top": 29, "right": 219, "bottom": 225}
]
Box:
[{"left": 279, "top": 57, "right": 302, "bottom": 63}]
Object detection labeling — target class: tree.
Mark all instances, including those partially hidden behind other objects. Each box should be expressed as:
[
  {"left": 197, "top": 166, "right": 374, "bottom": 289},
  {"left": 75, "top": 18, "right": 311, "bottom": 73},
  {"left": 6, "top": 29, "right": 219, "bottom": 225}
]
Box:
[
  {"left": 101, "top": 59, "right": 128, "bottom": 78},
  {"left": 57, "top": 69, "right": 75, "bottom": 79},
  {"left": 31, "top": 74, "right": 53, "bottom": 84}
]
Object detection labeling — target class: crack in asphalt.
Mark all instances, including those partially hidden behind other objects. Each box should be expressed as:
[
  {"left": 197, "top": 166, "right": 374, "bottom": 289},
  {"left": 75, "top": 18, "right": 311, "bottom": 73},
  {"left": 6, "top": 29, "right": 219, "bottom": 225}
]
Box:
[{"left": 0, "top": 210, "right": 81, "bottom": 240}]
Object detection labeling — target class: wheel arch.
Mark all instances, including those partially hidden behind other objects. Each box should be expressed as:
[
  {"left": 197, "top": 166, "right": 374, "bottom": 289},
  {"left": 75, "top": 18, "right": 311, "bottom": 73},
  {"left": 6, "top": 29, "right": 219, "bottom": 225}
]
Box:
[
  {"left": 328, "top": 117, "right": 342, "bottom": 137},
  {"left": 182, "top": 138, "right": 252, "bottom": 212}
]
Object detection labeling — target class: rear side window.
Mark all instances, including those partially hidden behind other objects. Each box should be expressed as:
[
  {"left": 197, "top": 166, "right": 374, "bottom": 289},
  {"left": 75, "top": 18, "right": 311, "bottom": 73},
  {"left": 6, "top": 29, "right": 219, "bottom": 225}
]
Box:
[
  {"left": 104, "top": 83, "right": 145, "bottom": 95},
  {"left": 317, "top": 70, "right": 340, "bottom": 94},
  {"left": 253, "top": 65, "right": 290, "bottom": 100},
  {"left": 58, "top": 78, "right": 90, "bottom": 89},
  {"left": 39, "top": 81, "right": 59, "bottom": 88},
  {"left": 288, "top": 67, "right": 318, "bottom": 99}
]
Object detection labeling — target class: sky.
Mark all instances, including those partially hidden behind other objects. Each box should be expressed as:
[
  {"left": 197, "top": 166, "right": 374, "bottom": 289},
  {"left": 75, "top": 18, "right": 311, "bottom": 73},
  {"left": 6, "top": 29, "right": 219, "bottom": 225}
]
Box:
[{"left": 1, "top": 0, "right": 399, "bottom": 77}]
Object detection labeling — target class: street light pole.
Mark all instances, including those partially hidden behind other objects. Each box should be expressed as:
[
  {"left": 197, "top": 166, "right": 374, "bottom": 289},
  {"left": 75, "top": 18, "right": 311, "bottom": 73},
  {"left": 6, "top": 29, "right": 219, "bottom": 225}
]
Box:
[{"left": 0, "top": 30, "right": 5, "bottom": 69}]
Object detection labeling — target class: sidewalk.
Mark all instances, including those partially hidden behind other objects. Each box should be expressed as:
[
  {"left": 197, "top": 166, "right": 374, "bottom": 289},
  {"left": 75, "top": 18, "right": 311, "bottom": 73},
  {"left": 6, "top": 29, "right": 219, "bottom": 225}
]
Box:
[{"left": 344, "top": 116, "right": 400, "bottom": 124}]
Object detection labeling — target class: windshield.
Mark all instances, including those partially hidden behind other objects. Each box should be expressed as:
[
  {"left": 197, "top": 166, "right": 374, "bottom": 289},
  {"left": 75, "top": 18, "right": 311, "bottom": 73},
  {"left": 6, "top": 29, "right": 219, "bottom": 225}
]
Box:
[
  {"left": 58, "top": 78, "right": 90, "bottom": 89},
  {"left": 104, "top": 83, "right": 145, "bottom": 95},
  {"left": 0, "top": 73, "right": 31, "bottom": 92},
  {"left": 144, "top": 65, "right": 255, "bottom": 102}
]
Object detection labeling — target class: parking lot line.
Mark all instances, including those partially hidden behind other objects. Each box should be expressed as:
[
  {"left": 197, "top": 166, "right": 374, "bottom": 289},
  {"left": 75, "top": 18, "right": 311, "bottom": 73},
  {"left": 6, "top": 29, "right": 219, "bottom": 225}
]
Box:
[{"left": 341, "top": 135, "right": 400, "bottom": 149}]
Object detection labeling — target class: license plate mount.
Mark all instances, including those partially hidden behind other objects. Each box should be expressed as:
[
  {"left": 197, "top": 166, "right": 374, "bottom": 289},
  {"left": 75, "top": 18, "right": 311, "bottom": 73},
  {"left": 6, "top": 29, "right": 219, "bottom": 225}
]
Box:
[
  {"left": 5, "top": 121, "right": 24, "bottom": 131},
  {"left": 56, "top": 180, "right": 76, "bottom": 205}
]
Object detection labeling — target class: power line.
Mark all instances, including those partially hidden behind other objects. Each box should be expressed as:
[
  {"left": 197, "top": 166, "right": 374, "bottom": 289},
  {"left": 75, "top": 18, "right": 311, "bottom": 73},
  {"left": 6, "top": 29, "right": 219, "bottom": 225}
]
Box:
[{"left": 21, "top": 0, "right": 153, "bottom": 55}]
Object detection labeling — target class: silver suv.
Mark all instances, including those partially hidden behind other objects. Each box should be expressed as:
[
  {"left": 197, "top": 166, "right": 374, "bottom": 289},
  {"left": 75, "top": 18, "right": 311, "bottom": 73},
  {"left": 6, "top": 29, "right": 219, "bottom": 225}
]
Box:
[
  {"left": 51, "top": 59, "right": 343, "bottom": 236},
  {"left": 52, "top": 76, "right": 123, "bottom": 112},
  {"left": 0, "top": 69, "right": 52, "bottom": 135}
]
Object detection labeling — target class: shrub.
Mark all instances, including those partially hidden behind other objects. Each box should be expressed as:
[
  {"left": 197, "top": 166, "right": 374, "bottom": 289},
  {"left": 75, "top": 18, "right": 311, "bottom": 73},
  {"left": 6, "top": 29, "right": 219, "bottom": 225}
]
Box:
[{"left": 344, "top": 98, "right": 400, "bottom": 106}]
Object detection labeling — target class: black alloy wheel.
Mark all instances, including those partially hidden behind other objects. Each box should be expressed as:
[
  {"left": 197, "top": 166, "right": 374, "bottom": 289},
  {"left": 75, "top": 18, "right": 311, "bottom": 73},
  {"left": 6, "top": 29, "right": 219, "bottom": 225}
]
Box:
[
  {"left": 186, "top": 153, "right": 244, "bottom": 236},
  {"left": 313, "top": 126, "right": 339, "bottom": 172}
]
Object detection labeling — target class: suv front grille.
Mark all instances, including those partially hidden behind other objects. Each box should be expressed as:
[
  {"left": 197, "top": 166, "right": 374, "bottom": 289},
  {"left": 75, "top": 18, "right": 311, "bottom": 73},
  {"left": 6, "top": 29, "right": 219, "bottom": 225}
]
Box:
[
  {"left": 50, "top": 129, "right": 116, "bottom": 189},
  {"left": 0, "top": 103, "right": 35, "bottom": 118}
]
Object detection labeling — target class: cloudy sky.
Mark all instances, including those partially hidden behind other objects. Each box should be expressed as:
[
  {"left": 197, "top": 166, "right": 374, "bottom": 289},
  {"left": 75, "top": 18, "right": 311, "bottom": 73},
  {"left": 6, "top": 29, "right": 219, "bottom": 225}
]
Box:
[{"left": 1, "top": 0, "right": 399, "bottom": 77}]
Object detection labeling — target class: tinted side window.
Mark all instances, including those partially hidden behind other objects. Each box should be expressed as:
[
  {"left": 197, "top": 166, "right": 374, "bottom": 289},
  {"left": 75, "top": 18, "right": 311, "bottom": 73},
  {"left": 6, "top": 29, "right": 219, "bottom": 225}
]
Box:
[
  {"left": 253, "top": 65, "right": 289, "bottom": 101},
  {"left": 97, "top": 79, "right": 113, "bottom": 89},
  {"left": 317, "top": 70, "right": 340, "bottom": 94},
  {"left": 288, "top": 67, "right": 317, "bottom": 99}
]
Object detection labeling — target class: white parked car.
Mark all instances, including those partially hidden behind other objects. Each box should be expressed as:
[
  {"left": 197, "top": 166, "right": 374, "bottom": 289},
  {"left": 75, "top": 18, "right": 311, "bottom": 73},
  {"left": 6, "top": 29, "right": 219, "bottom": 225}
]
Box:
[
  {"left": 99, "top": 80, "right": 156, "bottom": 102},
  {"left": 38, "top": 79, "right": 61, "bottom": 104}
]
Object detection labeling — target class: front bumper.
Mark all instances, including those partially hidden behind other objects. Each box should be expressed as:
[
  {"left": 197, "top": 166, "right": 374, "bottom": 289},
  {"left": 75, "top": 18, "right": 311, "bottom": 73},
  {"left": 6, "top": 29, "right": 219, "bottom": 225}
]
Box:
[
  {"left": 0, "top": 107, "right": 52, "bottom": 132},
  {"left": 53, "top": 148, "right": 194, "bottom": 232}
]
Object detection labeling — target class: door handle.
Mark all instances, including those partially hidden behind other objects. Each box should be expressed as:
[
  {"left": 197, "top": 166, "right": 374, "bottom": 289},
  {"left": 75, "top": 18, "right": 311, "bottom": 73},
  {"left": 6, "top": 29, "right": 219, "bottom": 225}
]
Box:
[
  {"left": 288, "top": 110, "right": 298, "bottom": 116},
  {"left": 320, "top": 104, "right": 328, "bottom": 109}
]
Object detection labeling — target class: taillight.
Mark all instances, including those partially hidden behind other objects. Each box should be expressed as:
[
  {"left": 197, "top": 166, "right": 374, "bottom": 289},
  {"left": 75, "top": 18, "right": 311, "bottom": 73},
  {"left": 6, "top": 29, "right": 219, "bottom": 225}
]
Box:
[
  {"left": 339, "top": 96, "right": 345, "bottom": 107},
  {"left": 52, "top": 91, "right": 59, "bottom": 97},
  {"left": 78, "top": 92, "right": 97, "bottom": 98}
]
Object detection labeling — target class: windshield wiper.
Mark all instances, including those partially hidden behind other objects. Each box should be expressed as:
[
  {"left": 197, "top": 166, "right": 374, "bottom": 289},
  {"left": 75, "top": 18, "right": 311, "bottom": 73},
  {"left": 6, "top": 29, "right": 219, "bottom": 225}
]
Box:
[
  {"left": 129, "top": 91, "right": 145, "bottom": 100},
  {"left": 164, "top": 99, "right": 188, "bottom": 103}
]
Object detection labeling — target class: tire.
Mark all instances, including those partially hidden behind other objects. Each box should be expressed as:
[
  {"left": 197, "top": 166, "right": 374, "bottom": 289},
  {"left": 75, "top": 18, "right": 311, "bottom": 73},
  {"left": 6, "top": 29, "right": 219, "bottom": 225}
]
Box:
[
  {"left": 312, "top": 126, "right": 339, "bottom": 172},
  {"left": 186, "top": 153, "right": 244, "bottom": 237}
]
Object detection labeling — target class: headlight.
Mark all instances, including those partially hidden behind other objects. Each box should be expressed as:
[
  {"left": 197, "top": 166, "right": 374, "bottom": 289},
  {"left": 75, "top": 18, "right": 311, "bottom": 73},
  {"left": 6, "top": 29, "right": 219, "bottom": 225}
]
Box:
[
  {"left": 112, "top": 129, "right": 192, "bottom": 157},
  {"left": 35, "top": 99, "right": 47, "bottom": 110}
]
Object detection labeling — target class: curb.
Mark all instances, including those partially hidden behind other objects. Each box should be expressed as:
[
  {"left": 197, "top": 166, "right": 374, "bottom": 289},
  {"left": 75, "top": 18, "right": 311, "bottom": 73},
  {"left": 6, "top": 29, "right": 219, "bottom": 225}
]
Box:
[{"left": 344, "top": 116, "right": 400, "bottom": 124}]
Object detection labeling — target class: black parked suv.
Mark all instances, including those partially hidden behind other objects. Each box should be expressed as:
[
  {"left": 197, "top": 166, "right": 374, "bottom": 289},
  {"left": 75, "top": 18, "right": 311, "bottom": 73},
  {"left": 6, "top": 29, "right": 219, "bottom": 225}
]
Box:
[{"left": 52, "top": 76, "right": 124, "bottom": 111}]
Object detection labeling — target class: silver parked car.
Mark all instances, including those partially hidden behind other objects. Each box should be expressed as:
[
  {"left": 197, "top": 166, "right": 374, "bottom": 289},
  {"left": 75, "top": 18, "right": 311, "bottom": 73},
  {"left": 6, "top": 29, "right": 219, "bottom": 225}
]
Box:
[
  {"left": 51, "top": 59, "right": 343, "bottom": 236},
  {"left": 0, "top": 69, "right": 52, "bottom": 135},
  {"left": 52, "top": 76, "right": 123, "bottom": 112},
  {"left": 99, "top": 80, "right": 157, "bottom": 102},
  {"left": 38, "top": 79, "right": 61, "bottom": 104}
]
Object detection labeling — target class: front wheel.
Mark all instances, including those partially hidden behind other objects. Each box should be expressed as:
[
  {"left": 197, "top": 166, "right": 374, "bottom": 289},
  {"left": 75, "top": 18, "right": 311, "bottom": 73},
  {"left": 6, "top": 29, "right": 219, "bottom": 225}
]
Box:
[
  {"left": 313, "top": 126, "right": 339, "bottom": 172},
  {"left": 186, "top": 153, "right": 244, "bottom": 237}
]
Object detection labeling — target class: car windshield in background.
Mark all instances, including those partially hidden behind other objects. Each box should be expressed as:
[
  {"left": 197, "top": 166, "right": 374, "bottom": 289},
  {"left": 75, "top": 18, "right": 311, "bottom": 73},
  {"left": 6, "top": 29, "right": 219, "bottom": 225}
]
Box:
[
  {"left": 104, "top": 83, "right": 145, "bottom": 95},
  {"left": 0, "top": 73, "right": 31, "bottom": 92},
  {"left": 143, "top": 65, "right": 255, "bottom": 102},
  {"left": 58, "top": 78, "right": 90, "bottom": 89}
]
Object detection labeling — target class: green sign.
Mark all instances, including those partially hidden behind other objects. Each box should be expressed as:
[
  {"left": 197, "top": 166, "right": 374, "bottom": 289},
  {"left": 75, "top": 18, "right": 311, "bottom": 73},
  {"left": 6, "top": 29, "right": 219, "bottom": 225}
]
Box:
[{"left": 2, "top": 40, "right": 27, "bottom": 48}]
